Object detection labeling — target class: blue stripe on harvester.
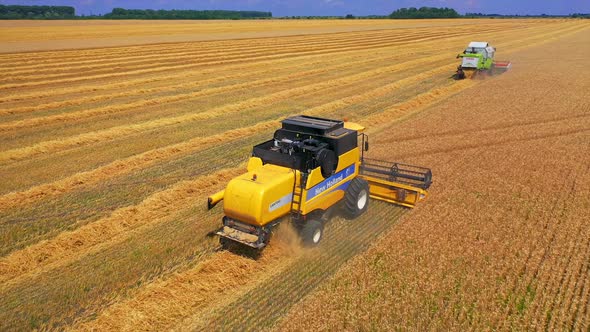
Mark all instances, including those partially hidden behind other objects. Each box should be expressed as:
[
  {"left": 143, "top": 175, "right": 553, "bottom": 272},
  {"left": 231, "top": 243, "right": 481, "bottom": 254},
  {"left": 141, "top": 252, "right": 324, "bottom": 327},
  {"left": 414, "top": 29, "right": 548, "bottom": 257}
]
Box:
[{"left": 306, "top": 164, "right": 355, "bottom": 201}]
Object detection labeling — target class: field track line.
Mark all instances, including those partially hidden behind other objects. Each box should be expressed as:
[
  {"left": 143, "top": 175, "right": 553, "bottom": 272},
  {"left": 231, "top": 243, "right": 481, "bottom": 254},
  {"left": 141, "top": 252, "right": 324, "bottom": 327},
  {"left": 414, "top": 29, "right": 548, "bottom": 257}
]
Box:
[
  {"left": 7, "top": 19, "right": 561, "bottom": 89},
  {"left": 547, "top": 188, "right": 588, "bottom": 330},
  {"left": 0, "top": 122, "right": 279, "bottom": 212},
  {"left": 71, "top": 202, "right": 402, "bottom": 331},
  {"left": 0, "top": 165, "right": 244, "bottom": 287},
  {"left": 0, "top": 73, "right": 478, "bottom": 284},
  {"left": 0, "top": 46, "right": 446, "bottom": 123},
  {"left": 2, "top": 29, "right": 400, "bottom": 72},
  {"left": 397, "top": 126, "right": 590, "bottom": 160},
  {"left": 0, "top": 30, "right": 470, "bottom": 90},
  {"left": 2, "top": 29, "right": 449, "bottom": 77},
  {"left": 69, "top": 239, "right": 302, "bottom": 331},
  {"left": 0, "top": 56, "right": 456, "bottom": 161},
  {"left": 0, "top": 47, "right": 405, "bottom": 116},
  {"left": 192, "top": 204, "right": 405, "bottom": 331},
  {"left": 0, "top": 28, "right": 418, "bottom": 66},
  {"left": 0, "top": 50, "right": 455, "bottom": 132},
  {"left": 0, "top": 19, "right": 588, "bottom": 330},
  {"left": 542, "top": 149, "right": 590, "bottom": 330},
  {"left": 569, "top": 181, "right": 590, "bottom": 330},
  {"left": 2, "top": 23, "right": 519, "bottom": 70},
  {"left": 0, "top": 22, "right": 563, "bottom": 104},
  {"left": 0, "top": 40, "right": 425, "bottom": 105},
  {"left": 379, "top": 113, "right": 590, "bottom": 144},
  {"left": 363, "top": 79, "right": 477, "bottom": 131},
  {"left": 5, "top": 22, "right": 561, "bottom": 88},
  {"left": 4, "top": 22, "right": 526, "bottom": 66},
  {"left": 495, "top": 136, "right": 584, "bottom": 328},
  {"left": 525, "top": 159, "right": 585, "bottom": 330},
  {"left": 0, "top": 23, "right": 580, "bottom": 209},
  {"left": 0, "top": 46, "right": 364, "bottom": 104},
  {"left": 0, "top": 36, "right": 440, "bottom": 102},
  {"left": 0, "top": 65, "right": 462, "bottom": 262},
  {"left": 495, "top": 165, "right": 579, "bottom": 330},
  {"left": 1, "top": 21, "right": 568, "bottom": 77},
  {"left": 0, "top": 20, "right": 527, "bottom": 62},
  {"left": 3, "top": 31, "right": 442, "bottom": 81},
  {"left": 0, "top": 21, "right": 573, "bottom": 120}
]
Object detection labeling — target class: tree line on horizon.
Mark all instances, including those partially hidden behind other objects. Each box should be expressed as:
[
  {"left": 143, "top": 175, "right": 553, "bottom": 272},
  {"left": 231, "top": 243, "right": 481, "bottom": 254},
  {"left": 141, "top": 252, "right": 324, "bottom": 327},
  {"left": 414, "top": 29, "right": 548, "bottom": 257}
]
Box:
[
  {"left": 388, "top": 7, "right": 460, "bottom": 19},
  {"left": 103, "top": 8, "right": 272, "bottom": 19},
  {"left": 0, "top": 5, "right": 74, "bottom": 19},
  {"left": 0, "top": 4, "right": 587, "bottom": 20},
  {"left": 0, "top": 5, "right": 271, "bottom": 19}
]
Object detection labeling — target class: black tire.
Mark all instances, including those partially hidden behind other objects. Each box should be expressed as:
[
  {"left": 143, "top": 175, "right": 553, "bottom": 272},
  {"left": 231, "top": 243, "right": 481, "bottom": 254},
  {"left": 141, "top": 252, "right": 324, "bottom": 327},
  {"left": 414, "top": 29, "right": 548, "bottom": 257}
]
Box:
[
  {"left": 343, "top": 178, "right": 370, "bottom": 219},
  {"left": 300, "top": 219, "right": 324, "bottom": 247}
]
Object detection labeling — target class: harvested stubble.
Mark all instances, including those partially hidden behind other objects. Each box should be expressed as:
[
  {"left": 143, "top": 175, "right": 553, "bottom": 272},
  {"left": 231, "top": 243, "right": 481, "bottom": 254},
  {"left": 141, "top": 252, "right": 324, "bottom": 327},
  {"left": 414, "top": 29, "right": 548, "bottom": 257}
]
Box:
[
  {"left": 70, "top": 224, "right": 303, "bottom": 331},
  {"left": 0, "top": 132, "right": 265, "bottom": 257},
  {"left": 0, "top": 165, "right": 244, "bottom": 286},
  {"left": 275, "top": 25, "right": 590, "bottom": 331},
  {"left": 0, "top": 19, "right": 552, "bottom": 52},
  {"left": 1, "top": 27, "right": 479, "bottom": 91},
  {"left": 0, "top": 50, "right": 456, "bottom": 132},
  {"left": 1, "top": 19, "right": 588, "bottom": 331},
  {"left": 75, "top": 202, "right": 405, "bottom": 331},
  {"left": 2, "top": 21, "right": 577, "bottom": 153},
  {"left": 0, "top": 59, "right": 461, "bottom": 196}
]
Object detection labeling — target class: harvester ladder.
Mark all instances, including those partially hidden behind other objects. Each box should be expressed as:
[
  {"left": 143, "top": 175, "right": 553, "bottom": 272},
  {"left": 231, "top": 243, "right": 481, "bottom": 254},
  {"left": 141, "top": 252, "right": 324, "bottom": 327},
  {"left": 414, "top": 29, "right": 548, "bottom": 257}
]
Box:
[{"left": 290, "top": 173, "right": 304, "bottom": 217}]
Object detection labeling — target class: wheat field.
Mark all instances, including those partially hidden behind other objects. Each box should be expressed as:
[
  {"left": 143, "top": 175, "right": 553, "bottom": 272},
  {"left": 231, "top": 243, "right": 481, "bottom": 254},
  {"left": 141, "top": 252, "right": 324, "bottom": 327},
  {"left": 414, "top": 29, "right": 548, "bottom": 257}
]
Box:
[{"left": 1, "top": 19, "right": 589, "bottom": 330}]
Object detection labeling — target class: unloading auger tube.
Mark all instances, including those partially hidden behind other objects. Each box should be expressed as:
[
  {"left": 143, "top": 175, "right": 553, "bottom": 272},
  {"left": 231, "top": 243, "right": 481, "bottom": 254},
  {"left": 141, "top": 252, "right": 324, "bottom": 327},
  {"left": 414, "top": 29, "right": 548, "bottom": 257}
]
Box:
[{"left": 206, "top": 115, "right": 432, "bottom": 250}]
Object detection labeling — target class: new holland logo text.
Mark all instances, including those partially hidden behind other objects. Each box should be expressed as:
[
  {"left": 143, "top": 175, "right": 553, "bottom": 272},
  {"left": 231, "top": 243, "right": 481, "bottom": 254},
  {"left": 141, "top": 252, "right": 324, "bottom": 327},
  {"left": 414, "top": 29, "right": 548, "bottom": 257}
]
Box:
[{"left": 307, "top": 164, "right": 355, "bottom": 201}]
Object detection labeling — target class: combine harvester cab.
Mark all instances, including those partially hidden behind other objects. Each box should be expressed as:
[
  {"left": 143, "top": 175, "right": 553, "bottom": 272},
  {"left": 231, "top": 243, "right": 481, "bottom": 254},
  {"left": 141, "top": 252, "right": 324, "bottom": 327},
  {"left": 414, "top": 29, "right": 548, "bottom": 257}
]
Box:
[
  {"left": 207, "top": 115, "right": 432, "bottom": 251},
  {"left": 455, "top": 41, "right": 511, "bottom": 79}
]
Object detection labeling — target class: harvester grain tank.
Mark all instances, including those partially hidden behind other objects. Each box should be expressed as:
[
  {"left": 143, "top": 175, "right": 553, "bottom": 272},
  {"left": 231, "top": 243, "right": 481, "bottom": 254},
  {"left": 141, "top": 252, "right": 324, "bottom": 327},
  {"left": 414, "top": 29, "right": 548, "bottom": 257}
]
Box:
[
  {"left": 455, "top": 41, "right": 511, "bottom": 79},
  {"left": 207, "top": 115, "right": 432, "bottom": 249}
]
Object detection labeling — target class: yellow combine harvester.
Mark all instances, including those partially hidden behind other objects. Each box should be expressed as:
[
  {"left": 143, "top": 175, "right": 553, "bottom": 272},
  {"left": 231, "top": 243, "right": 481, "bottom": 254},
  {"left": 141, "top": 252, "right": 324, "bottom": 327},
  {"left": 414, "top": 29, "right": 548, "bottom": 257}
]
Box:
[{"left": 207, "top": 115, "right": 432, "bottom": 249}]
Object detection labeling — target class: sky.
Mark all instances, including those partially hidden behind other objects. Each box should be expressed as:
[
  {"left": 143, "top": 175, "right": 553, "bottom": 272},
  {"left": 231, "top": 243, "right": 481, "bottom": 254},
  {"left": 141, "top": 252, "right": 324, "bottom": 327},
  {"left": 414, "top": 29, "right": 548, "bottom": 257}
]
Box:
[{"left": 2, "top": 0, "right": 589, "bottom": 16}]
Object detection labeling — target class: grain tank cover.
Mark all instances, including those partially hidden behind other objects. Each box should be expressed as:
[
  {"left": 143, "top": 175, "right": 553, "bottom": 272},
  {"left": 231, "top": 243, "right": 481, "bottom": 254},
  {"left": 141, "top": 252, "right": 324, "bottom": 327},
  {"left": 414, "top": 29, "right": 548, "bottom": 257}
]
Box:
[
  {"left": 281, "top": 115, "right": 344, "bottom": 136},
  {"left": 468, "top": 41, "right": 488, "bottom": 48}
]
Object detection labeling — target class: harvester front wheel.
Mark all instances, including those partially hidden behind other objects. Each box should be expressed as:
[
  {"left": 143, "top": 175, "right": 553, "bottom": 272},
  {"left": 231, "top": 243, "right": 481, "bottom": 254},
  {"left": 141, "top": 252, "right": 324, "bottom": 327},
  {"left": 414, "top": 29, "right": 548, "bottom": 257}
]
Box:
[
  {"left": 300, "top": 219, "right": 324, "bottom": 247},
  {"left": 343, "top": 178, "right": 370, "bottom": 219}
]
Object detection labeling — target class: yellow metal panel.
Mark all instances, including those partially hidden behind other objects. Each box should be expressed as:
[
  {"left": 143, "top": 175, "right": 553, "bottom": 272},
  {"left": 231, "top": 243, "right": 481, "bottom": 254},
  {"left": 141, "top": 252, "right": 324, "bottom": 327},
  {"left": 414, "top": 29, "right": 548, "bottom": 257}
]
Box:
[
  {"left": 304, "top": 189, "right": 344, "bottom": 213},
  {"left": 360, "top": 174, "right": 428, "bottom": 208},
  {"left": 304, "top": 149, "right": 359, "bottom": 190},
  {"left": 336, "top": 148, "right": 360, "bottom": 173},
  {"left": 344, "top": 122, "right": 365, "bottom": 132},
  {"left": 224, "top": 163, "right": 295, "bottom": 226},
  {"left": 207, "top": 189, "right": 225, "bottom": 209},
  {"left": 300, "top": 149, "right": 360, "bottom": 215},
  {"left": 305, "top": 167, "right": 324, "bottom": 190},
  {"left": 247, "top": 157, "right": 263, "bottom": 172}
]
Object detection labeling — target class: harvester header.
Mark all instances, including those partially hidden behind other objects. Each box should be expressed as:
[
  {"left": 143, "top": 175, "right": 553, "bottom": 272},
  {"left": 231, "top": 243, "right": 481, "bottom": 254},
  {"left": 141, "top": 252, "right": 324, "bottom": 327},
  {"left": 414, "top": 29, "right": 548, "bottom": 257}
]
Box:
[{"left": 207, "top": 115, "right": 432, "bottom": 250}]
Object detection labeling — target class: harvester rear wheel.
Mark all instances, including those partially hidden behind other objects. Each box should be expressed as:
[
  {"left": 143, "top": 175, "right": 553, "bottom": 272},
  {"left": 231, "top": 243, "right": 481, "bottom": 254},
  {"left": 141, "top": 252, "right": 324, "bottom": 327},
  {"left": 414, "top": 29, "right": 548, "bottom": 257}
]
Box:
[
  {"left": 300, "top": 219, "right": 324, "bottom": 247},
  {"left": 343, "top": 178, "right": 370, "bottom": 219}
]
